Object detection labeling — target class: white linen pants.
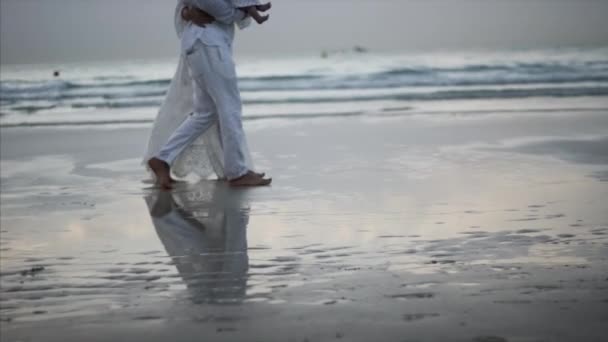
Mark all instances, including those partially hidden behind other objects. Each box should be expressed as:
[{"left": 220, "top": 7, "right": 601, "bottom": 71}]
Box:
[{"left": 157, "top": 40, "right": 248, "bottom": 180}]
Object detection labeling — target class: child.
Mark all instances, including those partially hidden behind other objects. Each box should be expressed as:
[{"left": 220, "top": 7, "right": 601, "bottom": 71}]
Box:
[{"left": 233, "top": 0, "right": 272, "bottom": 24}]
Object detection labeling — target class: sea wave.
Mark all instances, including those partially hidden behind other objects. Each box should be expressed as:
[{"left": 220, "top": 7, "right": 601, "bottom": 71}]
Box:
[
  {"left": 3, "top": 59, "right": 608, "bottom": 94},
  {"left": 1, "top": 53, "right": 608, "bottom": 119},
  {"left": 3, "top": 106, "right": 607, "bottom": 128},
  {"left": 2, "top": 76, "right": 607, "bottom": 105},
  {"left": 42, "top": 86, "right": 605, "bottom": 111}
]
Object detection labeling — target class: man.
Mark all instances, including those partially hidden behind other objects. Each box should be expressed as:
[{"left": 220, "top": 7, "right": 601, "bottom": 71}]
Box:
[{"left": 147, "top": 0, "right": 271, "bottom": 189}]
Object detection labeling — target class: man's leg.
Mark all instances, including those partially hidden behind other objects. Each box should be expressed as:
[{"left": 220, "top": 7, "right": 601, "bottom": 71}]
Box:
[
  {"left": 196, "top": 43, "right": 270, "bottom": 186},
  {"left": 149, "top": 108, "right": 216, "bottom": 189},
  {"left": 149, "top": 45, "right": 218, "bottom": 189},
  {"left": 156, "top": 94, "right": 216, "bottom": 166}
]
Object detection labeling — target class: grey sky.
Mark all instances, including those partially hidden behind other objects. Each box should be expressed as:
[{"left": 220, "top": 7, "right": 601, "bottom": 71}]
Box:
[{"left": 1, "top": 0, "right": 608, "bottom": 65}]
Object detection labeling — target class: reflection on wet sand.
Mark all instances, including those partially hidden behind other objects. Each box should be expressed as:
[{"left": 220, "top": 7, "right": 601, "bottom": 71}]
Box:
[{"left": 145, "top": 182, "right": 250, "bottom": 305}]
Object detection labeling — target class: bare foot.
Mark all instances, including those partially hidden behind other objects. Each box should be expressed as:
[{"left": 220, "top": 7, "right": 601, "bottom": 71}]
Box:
[
  {"left": 256, "top": 2, "right": 272, "bottom": 12},
  {"left": 147, "top": 157, "right": 173, "bottom": 190},
  {"left": 229, "top": 171, "right": 272, "bottom": 187},
  {"left": 218, "top": 170, "right": 264, "bottom": 182},
  {"left": 253, "top": 14, "right": 269, "bottom": 24}
]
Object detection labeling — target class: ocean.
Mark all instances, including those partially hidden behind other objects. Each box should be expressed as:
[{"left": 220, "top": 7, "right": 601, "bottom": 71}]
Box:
[{"left": 1, "top": 47, "right": 608, "bottom": 128}]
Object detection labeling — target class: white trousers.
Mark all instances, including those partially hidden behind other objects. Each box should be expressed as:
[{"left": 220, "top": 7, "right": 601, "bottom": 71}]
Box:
[{"left": 157, "top": 41, "right": 248, "bottom": 180}]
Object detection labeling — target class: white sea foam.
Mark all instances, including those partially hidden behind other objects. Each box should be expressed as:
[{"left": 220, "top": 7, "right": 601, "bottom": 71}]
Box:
[{"left": 1, "top": 48, "right": 608, "bottom": 127}]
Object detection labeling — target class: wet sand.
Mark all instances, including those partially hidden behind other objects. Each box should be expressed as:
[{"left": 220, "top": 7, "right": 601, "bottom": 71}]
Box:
[{"left": 1, "top": 107, "right": 608, "bottom": 341}]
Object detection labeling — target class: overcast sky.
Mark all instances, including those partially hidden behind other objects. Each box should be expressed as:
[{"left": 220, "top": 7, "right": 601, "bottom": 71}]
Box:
[{"left": 1, "top": 0, "right": 608, "bottom": 65}]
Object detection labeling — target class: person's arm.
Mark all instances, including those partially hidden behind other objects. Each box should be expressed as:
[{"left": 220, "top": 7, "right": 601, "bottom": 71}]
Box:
[
  {"left": 182, "top": 6, "right": 216, "bottom": 27},
  {"left": 192, "top": 0, "right": 247, "bottom": 25}
]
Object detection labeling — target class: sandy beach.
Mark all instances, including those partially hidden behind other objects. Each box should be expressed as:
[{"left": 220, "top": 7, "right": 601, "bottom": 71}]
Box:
[
  {"left": 1, "top": 102, "right": 608, "bottom": 341},
  {"left": 2, "top": 0, "right": 608, "bottom": 338}
]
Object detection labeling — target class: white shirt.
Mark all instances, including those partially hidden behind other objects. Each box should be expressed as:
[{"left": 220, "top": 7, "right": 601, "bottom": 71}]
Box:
[{"left": 176, "top": 0, "right": 248, "bottom": 52}]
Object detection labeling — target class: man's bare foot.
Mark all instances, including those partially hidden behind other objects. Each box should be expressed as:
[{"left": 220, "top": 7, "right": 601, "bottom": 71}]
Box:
[
  {"left": 219, "top": 171, "right": 264, "bottom": 181},
  {"left": 257, "top": 2, "right": 272, "bottom": 12},
  {"left": 147, "top": 157, "right": 173, "bottom": 190},
  {"left": 229, "top": 171, "right": 272, "bottom": 187}
]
